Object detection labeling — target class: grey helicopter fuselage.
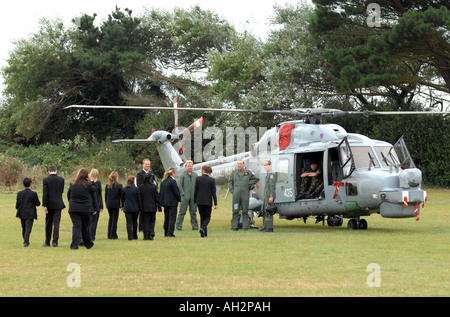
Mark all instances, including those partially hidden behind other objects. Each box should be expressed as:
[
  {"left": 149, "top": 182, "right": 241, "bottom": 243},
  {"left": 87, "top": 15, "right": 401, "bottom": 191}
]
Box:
[{"left": 145, "top": 120, "right": 426, "bottom": 224}]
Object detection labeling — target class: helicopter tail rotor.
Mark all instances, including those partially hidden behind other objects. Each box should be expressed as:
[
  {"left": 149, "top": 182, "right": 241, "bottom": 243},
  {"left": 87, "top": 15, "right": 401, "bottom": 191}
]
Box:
[{"left": 170, "top": 98, "right": 204, "bottom": 158}]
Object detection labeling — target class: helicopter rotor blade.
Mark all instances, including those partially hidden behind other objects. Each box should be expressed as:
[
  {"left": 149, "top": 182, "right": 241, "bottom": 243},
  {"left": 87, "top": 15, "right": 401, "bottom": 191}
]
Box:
[
  {"left": 65, "top": 105, "right": 303, "bottom": 116},
  {"left": 65, "top": 105, "right": 449, "bottom": 118}
]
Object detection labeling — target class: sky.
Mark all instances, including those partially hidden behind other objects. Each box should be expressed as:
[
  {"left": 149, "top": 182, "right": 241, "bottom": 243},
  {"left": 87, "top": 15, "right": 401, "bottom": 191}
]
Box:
[{"left": 0, "top": 0, "right": 307, "bottom": 96}]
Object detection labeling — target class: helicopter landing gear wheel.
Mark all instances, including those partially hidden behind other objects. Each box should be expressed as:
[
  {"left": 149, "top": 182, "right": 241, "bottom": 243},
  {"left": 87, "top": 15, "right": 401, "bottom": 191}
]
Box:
[
  {"left": 347, "top": 218, "right": 368, "bottom": 230},
  {"left": 357, "top": 219, "right": 368, "bottom": 230},
  {"left": 347, "top": 219, "right": 357, "bottom": 230}
]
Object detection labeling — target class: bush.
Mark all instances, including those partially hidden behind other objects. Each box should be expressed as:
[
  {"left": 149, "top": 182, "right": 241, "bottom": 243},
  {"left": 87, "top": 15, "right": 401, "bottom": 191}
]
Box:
[
  {"left": 0, "top": 137, "right": 140, "bottom": 187},
  {"left": 0, "top": 154, "right": 25, "bottom": 187}
]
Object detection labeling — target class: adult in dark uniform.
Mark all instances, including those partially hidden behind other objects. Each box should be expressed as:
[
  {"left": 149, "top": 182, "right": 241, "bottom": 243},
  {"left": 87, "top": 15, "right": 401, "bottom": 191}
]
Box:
[
  {"left": 159, "top": 167, "right": 181, "bottom": 237},
  {"left": 16, "top": 178, "right": 41, "bottom": 247},
  {"left": 194, "top": 165, "right": 217, "bottom": 238},
  {"left": 136, "top": 158, "right": 157, "bottom": 232},
  {"left": 67, "top": 168, "right": 98, "bottom": 250},
  {"left": 42, "top": 165, "right": 65, "bottom": 247}
]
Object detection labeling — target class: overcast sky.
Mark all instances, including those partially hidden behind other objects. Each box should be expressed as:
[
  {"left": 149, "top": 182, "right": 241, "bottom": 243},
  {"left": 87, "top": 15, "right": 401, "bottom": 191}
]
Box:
[{"left": 0, "top": 0, "right": 307, "bottom": 96}]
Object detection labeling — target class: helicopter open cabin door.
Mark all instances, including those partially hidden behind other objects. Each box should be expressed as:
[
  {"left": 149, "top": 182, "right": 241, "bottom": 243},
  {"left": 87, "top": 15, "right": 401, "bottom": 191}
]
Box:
[{"left": 275, "top": 155, "right": 295, "bottom": 203}]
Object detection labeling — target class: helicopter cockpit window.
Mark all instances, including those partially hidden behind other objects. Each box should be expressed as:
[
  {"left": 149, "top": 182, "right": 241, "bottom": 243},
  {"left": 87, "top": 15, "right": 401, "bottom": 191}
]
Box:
[
  {"left": 374, "top": 146, "right": 401, "bottom": 168},
  {"left": 276, "top": 159, "right": 289, "bottom": 183},
  {"left": 393, "top": 136, "right": 416, "bottom": 169},
  {"left": 349, "top": 146, "right": 380, "bottom": 169}
]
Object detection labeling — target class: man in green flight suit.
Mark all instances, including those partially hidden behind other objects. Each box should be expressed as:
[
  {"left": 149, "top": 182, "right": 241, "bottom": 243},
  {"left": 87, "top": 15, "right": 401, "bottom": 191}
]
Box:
[
  {"left": 176, "top": 161, "right": 198, "bottom": 231},
  {"left": 228, "top": 160, "right": 259, "bottom": 230},
  {"left": 260, "top": 160, "right": 276, "bottom": 232}
]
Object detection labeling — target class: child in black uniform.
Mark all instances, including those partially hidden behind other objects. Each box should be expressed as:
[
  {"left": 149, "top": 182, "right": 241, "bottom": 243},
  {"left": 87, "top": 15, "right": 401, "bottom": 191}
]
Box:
[{"left": 16, "top": 178, "right": 41, "bottom": 247}]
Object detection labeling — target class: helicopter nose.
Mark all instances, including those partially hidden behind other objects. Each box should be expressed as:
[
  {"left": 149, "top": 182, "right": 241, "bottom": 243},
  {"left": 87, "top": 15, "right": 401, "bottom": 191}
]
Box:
[{"left": 399, "top": 168, "right": 422, "bottom": 188}]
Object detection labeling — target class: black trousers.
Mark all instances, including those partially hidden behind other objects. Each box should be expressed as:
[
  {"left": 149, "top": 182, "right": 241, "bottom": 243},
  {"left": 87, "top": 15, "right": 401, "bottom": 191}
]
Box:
[
  {"left": 21, "top": 219, "right": 34, "bottom": 244},
  {"left": 45, "top": 209, "right": 61, "bottom": 244},
  {"left": 198, "top": 205, "right": 212, "bottom": 236},
  {"left": 163, "top": 206, "right": 177, "bottom": 237},
  {"left": 90, "top": 211, "right": 100, "bottom": 241},
  {"left": 141, "top": 212, "right": 156, "bottom": 239},
  {"left": 69, "top": 212, "right": 93, "bottom": 249},
  {"left": 107, "top": 208, "right": 120, "bottom": 239},
  {"left": 125, "top": 212, "right": 139, "bottom": 240}
]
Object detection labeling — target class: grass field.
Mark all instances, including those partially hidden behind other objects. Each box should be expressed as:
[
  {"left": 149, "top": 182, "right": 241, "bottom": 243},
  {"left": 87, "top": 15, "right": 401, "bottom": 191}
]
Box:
[{"left": 0, "top": 187, "right": 448, "bottom": 297}]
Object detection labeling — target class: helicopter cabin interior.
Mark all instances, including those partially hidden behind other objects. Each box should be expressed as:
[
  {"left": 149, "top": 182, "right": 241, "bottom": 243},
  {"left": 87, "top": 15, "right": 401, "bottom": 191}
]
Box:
[
  {"left": 293, "top": 147, "right": 355, "bottom": 199},
  {"left": 294, "top": 151, "right": 324, "bottom": 198}
]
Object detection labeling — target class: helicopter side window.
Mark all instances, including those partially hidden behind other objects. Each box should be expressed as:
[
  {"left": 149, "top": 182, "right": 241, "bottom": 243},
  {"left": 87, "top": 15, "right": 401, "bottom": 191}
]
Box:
[
  {"left": 276, "top": 159, "right": 289, "bottom": 184},
  {"left": 338, "top": 138, "right": 355, "bottom": 178}
]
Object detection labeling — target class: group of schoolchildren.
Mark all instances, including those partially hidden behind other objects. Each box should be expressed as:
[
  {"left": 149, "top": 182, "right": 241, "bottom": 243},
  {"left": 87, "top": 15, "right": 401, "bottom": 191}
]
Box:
[{"left": 14, "top": 159, "right": 218, "bottom": 249}]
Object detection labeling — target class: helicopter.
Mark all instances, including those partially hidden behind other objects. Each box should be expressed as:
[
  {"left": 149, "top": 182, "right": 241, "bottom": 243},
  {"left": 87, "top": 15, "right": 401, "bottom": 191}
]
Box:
[{"left": 66, "top": 103, "right": 448, "bottom": 230}]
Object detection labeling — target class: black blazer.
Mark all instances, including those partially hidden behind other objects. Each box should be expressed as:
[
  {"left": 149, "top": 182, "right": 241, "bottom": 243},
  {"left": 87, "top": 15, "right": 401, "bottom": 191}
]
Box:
[
  {"left": 92, "top": 180, "right": 103, "bottom": 211},
  {"left": 16, "top": 188, "right": 41, "bottom": 219},
  {"left": 139, "top": 183, "right": 160, "bottom": 212},
  {"left": 42, "top": 174, "right": 65, "bottom": 210},
  {"left": 136, "top": 170, "right": 157, "bottom": 187},
  {"left": 160, "top": 177, "right": 181, "bottom": 207},
  {"left": 105, "top": 183, "right": 123, "bottom": 209},
  {"left": 194, "top": 174, "right": 217, "bottom": 206},
  {"left": 67, "top": 182, "right": 98, "bottom": 213},
  {"left": 121, "top": 186, "right": 142, "bottom": 213}
]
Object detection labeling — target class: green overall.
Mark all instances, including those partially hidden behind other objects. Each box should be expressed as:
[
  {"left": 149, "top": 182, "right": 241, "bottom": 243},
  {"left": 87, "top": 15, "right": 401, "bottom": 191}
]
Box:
[
  {"left": 262, "top": 172, "right": 276, "bottom": 230},
  {"left": 228, "top": 169, "right": 259, "bottom": 230},
  {"left": 176, "top": 170, "right": 198, "bottom": 230}
]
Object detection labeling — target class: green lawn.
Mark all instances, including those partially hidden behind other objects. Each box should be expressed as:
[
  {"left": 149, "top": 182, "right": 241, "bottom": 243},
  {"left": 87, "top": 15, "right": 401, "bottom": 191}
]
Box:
[{"left": 0, "top": 188, "right": 448, "bottom": 297}]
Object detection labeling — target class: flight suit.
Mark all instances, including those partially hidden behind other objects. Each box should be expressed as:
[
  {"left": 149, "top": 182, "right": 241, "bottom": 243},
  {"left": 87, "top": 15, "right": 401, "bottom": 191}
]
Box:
[
  {"left": 176, "top": 170, "right": 198, "bottom": 230},
  {"left": 300, "top": 167, "right": 323, "bottom": 197},
  {"left": 228, "top": 169, "right": 259, "bottom": 230},
  {"left": 261, "top": 172, "right": 276, "bottom": 231}
]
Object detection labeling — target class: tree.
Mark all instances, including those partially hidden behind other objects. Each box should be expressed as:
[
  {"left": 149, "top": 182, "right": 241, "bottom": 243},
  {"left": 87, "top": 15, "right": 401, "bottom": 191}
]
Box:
[
  {"left": 309, "top": 0, "right": 450, "bottom": 110},
  {"left": 1, "top": 7, "right": 148, "bottom": 143}
]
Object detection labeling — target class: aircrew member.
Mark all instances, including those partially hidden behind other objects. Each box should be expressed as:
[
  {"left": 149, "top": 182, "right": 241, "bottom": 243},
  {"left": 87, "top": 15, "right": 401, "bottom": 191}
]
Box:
[
  {"left": 176, "top": 161, "right": 199, "bottom": 231},
  {"left": 298, "top": 160, "right": 323, "bottom": 199},
  {"left": 260, "top": 160, "right": 276, "bottom": 232},
  {"left": 228, "top": 160, "right": 259, "bottom": 230}
]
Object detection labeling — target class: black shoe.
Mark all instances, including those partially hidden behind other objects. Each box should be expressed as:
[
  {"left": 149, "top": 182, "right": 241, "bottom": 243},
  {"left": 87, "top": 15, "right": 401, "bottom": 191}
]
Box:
[
  {"left": 200, "top": 229, "right": 205, "bottom": 238},
  {"left": 310, "top": 190, "right": 319, "bottom": 198},
  {"left": 296, "top": 191, "right": 309, "bottom": 200},
  {"left": 262, "top": 228, "right": 273, "bottom": 232},
  {"left": 42, "top": 242, "right": 50, "bottom": 247},
  {"left": 52, "top": 242, "right": 58, "bottom": 247},
  {"left": 23, "top": 242, "right": 30, "bottom": 247}
]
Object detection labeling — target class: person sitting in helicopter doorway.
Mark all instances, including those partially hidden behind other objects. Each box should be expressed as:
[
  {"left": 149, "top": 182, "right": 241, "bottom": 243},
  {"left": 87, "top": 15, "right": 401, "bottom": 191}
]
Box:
[{"left": 297, "top": 160, "right": 324, "bottom": 199}]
